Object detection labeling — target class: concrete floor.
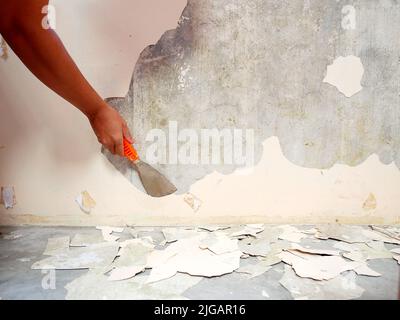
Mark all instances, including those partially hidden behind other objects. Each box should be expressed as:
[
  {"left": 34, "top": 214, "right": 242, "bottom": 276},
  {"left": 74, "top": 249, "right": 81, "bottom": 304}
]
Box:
[{"left": 0, "top": 226, "right": 399, "bottom": 300}]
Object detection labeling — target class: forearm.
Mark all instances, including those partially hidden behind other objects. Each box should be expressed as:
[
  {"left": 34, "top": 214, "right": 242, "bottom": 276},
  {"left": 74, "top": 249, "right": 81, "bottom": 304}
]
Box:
[
  {"left": 0, "top": 0, "right": 132, "bottom": 155},
  {"left": 0, "top": 2, "right": 106, "bottom": 119}
]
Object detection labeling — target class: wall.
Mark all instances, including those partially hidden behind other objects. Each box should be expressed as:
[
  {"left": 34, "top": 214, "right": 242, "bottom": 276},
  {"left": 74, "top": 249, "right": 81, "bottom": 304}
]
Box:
[{"left": 0, "top": 0, "right": 399, "bottom": 226}]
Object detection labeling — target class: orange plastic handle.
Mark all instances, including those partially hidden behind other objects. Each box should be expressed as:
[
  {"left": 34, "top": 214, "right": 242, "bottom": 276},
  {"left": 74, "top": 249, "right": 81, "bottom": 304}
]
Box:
[{"left": 123, "top": 137, "right": 139, "bottom": 162}]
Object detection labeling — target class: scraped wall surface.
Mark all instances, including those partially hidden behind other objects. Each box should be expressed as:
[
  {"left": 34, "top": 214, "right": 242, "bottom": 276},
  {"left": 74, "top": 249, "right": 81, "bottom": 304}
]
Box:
[{"left": 0, "top": 0, "right": 399, "bottom": 226}]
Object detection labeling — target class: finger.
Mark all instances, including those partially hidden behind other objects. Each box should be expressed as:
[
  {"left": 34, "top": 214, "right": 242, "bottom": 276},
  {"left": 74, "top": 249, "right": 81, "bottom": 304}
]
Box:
[
  {"left": 114, "top": 136, "right": 124, "bottom": 157},
  {"left": 122, "top": 123, "right": 134, "bottom": 144},
  {"left": 108, "top": 142, "right": 116, "bottom": 155},
  {"left": 101, "top": 139, "right": 114, "bottom": 154}
]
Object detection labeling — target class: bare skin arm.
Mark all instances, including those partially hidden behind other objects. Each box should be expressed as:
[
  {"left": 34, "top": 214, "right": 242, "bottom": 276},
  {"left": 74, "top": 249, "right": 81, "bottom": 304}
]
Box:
[{"left": 0, "top": 0, "right": 133, "bottom": 156}]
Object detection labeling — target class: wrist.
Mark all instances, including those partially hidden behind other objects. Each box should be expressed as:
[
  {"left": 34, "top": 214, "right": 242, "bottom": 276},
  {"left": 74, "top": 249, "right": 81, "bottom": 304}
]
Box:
[{"left": 84, "top": 100, "right": 108, "bottom": 122}]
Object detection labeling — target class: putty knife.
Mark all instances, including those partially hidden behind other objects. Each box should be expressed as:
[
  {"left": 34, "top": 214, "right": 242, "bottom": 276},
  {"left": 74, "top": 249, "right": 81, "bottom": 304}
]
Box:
[{"left": 123, "top": 137, "right": 177, "bottom": 197}]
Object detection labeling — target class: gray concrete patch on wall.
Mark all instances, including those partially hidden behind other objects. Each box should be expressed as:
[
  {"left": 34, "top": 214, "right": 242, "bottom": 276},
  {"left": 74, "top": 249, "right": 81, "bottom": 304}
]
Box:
[{"left": 102, "top": 0, "right": 400, "bottom": 194}]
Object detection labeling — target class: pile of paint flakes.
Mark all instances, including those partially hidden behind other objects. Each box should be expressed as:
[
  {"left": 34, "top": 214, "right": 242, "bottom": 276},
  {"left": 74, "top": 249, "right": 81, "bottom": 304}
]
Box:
[{"left": 29, "top": 224, "right": 400, "bottom": 299}]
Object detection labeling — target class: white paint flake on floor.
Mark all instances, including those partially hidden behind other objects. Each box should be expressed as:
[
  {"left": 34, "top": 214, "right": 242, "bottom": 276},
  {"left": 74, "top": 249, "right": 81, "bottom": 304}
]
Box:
[{"left": 11, "top": 224, "right": 398, "bottom": 299}]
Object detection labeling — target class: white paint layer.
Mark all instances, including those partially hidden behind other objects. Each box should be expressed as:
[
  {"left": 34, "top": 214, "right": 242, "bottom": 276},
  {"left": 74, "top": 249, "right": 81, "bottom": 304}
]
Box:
[{"left": 323, "top": 56, "right": 364, "bottom": 97}]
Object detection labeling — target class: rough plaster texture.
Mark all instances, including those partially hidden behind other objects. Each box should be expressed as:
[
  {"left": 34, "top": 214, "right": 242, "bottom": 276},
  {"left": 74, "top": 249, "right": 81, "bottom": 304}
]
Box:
[{"left": 103, "top": 0, "right": 400, "bottom": 193}]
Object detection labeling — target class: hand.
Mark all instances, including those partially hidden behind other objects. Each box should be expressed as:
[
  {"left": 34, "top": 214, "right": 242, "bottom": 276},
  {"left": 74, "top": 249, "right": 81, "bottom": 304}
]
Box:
[{"left": 88, "top": 103, "right": 133, "bottom": 156}]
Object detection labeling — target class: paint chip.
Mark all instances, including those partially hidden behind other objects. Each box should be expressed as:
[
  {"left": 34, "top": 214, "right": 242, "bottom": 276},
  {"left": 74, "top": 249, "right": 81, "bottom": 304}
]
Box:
[
  {"left": 289, "top": 243, "right": 341, "bottom": 256},
  {"left": 65, "top": 270, "right": 201, "bottom": 300},
  {"left": 43, "top": 236, "right": 70, "bottom": 255},
  {"left": 279, "top": 250, "right": 361, "bottom": 280},
  {"left": 370, "top": 225, "right": 400, "bottom": 242},
  {"left": 108, "top": 239, "right": 154, "bottom": 281},
  {"left": 70, "top": 233, "right": 105, "bottom": 247},
  {"left": 278, "top": 225, "right": 307, "bottom": 243},
  {"left": 316, "top": 225, "right": 400, "bottom": 245},
  {"left": 339, "top": 241, "right": 393, "bottom": 262},
  {"left": 261, "top": 290, "right": 270, "bottom": 298},
  {"left": 197, "top": 225, "right": 230, "bottom": 232},
  {"left": 390, "top": 248, "right": 400, "bottom": 264},
  {"left": 354, "top": 264, "right": 381, "bottom": 277},
  {"left": 146, "top": 235, "right": 241, "bottom": 283},
  {"left": 280, "top": 266, "right": 364, "bottom": 300},
  {"left": 235, "top": 260, "right": 272, "bottom": 279},
  {"left": 183, "top": 193, "right": 202, "bottom": 212},
  {"left": 238, "top": 238, "right": 271, "bottom": 257},
  {"left": 323, "top": 55, "right": 364, "bottom": 97},
  {"left": 1, "top": 186, "right": 16, "bottom": 209},
  {"left": 229, "top": 224, "right": 265, "bottom": 238},
  {"left": 32, "top": 242, "right": 119, "bottom": 270},
  {"left": 362, "top": 193, "right": 377, "bottom": 210},
  {"left": 75, "top": 191, "right": 96, "bottom": 213},
  {"left": 96, "top": 226, "right": 124, "bottom": 242},
  {"left": 162, "top": 227, "right": 198, "bottom": 243},
  {"left": 200, "top": 233, "right": 238, "bottom": 255},
  {"left": 2, "top": 231, "right": 22, "bottom": 240}
]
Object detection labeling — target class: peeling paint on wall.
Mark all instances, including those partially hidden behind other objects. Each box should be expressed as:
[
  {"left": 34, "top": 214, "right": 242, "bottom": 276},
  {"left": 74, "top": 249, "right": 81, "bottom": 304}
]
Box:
[
  {"left": 323, "top": 55, "right": 364, "bottom": 97},
  {"left": 75, "top": 191, "right": 96, "bottom": 214},
  {"left": 102, "top": 0, "right": 400, "bottom": 194},
  {"left": 2, "top": 136, "right": 400, "bottom": 226},
  {"left": 1, "top": 186, "right": 16, "bottom": 209},
  {"left": 362, "top": 193, "right": 377, "bottom": 211}
]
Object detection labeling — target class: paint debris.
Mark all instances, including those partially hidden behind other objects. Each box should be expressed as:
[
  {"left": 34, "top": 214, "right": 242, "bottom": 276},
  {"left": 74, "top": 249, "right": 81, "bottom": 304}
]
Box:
[
  {"left": 238, "top": 238, "right": 271, "bottom": 257},
  {"left": 200, "top": 233, "right": 238, "bottom": 255},
  {"left": 2, "top": 231, "right": 22, "bottom": 240},
  {"left": 339, "top": 242, "right": 393, "bottom": 262},
  {"left": 65, "top": 270, "right": 201, "bottom": 300},
  {"left": 24, "top": 224, "right": 397, "bottom": 299},
  {"left": 1, "top": 186, "right": 16, "bottom": 209},
  {"left": 391, "top": 248, "right": 400, "bottom": 255},
  {"left": 32, "top": 242, "right": 119, "bottom": 270},
  {"left": 70, "top": 233, "right": 105, "bottom": 247},
  {"left": 363, "top": 193, "right": 377, "bottom": 210},
  {"left": 288, "top": 243, "right": 341, "bottom": 256},
  {"left": 235, "top": 260, "right": 272, "bottom": 279},
  {"left": 279, "top": 250, "right": 361, "bottom": 281},
  {"left": 261, "top": 290, "right": 270, "bottom": 298},
  {"left": 183, "top": 193, "right": 202, "bottom": 212},
  {"left": 279, "top": 266, "right": 364, "bottom": 300},
  {"left": 17, "top": 257, "right": 33, "bottom": 262},
  {"left": 278, "top": 225, "right": 308, "bottom": 243},
  {"left": 108, "top": 239, "right": 154, "bottom": 281},
  {"left": 354, "top": 264, "right": 381, "bottom": 277},
  {"left": 323, "top": 55, "right": 364, "bottom": 97},
  {"left": 147, "top": 235, "right": 241, "bottom": 283},
  {"left": 256, "top": 225, "right": 284, "bottom": 242},
  {"left": 198, "top": 225, "right": 230, "bottom": 232},
  {"left": 370, "top": 225, "right": 400, "bottom": 242},
  {"left": 316, "top": 225, "right": 400, "bottom": 245},
  {"left": 162, "top": 227, "right": 198, "bottom": 243},
  {"left": 75, "top": 191, "right": 96, "bottom": 213},
  {"left": 43, "top": 236, "right": 70, "bottom": 255},
  {"left": 96, "top": 226, "right": 124, "bottom": 242},
  {"left": 390, "top": 248, "right": 400, "bottom": 264},
  {"left": 229, "top": 224, "right": 265, "bottom": 238}
]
